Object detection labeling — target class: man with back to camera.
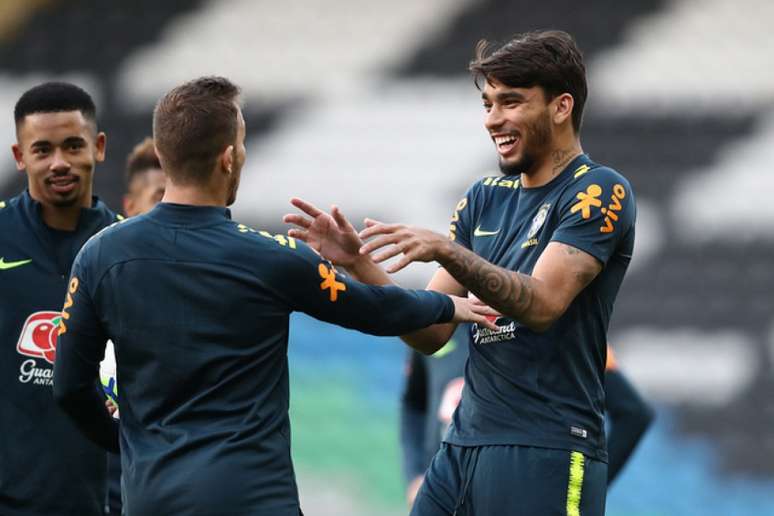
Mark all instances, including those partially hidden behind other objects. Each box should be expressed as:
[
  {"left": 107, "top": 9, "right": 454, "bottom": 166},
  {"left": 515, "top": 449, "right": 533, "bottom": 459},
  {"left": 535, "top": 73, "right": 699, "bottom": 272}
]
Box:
[
  {"left": 285, "top": 30, "right": 636, "bottom": 514},
  {"left": 0, "top": 82, "right": 119, "bottom": 515},
  {"left": 51, "top": 76, "right": 495, "bottom": 516}
]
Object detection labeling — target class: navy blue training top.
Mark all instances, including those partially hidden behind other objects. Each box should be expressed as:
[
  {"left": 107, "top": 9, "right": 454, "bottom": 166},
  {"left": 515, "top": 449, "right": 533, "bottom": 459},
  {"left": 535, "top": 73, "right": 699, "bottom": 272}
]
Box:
[
  {"left": 53, "top": 203, "right": 455, "bottom": 516},
  {"left": 444, "top": 155, "right": 636, "bottom": 461},
  {"left": 0, "top": 190, "right": 117, "bottom": 516}
]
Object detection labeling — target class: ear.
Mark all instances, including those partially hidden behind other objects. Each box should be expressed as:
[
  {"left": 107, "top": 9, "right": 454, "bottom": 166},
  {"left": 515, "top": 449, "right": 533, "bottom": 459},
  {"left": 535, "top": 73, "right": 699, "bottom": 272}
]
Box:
[
  {"left": 95, "top": 132, "right": 107, "bottom": 163},
  {"left": 11, "top": 144, "right": 24, "bottom": 171},
  {"left": 220, "top": 144, "right": 235, "bottom": 175},
  {"left": 552, "top": 93, "right": 574, "bottom": 127},
  {"left": 122, "top": 195, "right": 134, "bottom": 218}
]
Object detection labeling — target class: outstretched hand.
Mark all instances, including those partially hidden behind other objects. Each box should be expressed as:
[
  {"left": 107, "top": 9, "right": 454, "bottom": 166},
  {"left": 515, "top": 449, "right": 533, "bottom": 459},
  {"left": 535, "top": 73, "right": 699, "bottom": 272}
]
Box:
[
  {"left": 283, "top": 198, "right": 363, "bottom": 267},
  {"left": 358, "top": 219, "right": 449, "bottom": 273}
]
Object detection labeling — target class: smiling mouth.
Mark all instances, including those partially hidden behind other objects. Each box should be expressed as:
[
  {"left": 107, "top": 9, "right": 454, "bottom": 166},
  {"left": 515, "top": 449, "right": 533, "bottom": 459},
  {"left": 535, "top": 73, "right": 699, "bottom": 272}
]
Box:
[
  {"left": 47, "top": 175, "right": 79, "bottom": 194},
  {"left": 493, "top": 134, "right": 519, "bottom": 156}
]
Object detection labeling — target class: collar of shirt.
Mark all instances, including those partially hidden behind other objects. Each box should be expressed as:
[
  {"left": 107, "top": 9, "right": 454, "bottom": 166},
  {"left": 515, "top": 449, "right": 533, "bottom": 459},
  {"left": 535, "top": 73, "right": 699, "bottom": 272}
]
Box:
[{"left": 147, "top": 202, "right": 232, "bottom": 227}]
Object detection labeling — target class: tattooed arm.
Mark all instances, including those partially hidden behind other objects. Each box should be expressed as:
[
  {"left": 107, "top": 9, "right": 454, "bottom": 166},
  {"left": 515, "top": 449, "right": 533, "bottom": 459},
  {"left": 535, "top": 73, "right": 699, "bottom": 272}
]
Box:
[
  {"left": 359, "top": 221, "right": 602, "bottom": 333},
  {"left": 437, "top": 240, "right": 601, "bottom": 332}
]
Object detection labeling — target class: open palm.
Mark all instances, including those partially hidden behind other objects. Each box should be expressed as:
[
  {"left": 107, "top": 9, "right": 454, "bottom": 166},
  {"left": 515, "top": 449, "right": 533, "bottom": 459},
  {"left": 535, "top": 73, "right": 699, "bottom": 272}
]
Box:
[{"left": 284, "top": 198, "right": 362, "bottom": 267}]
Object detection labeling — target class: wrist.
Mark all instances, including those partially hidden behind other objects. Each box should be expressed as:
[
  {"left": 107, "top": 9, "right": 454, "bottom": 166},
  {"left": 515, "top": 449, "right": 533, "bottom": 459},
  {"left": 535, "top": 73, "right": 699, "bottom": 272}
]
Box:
[
  {"left": 435, "top": 238, "right": 457, "bottom": 266},
  {"left": 346, "top": 254, "right": 379, "bottom": 282}
]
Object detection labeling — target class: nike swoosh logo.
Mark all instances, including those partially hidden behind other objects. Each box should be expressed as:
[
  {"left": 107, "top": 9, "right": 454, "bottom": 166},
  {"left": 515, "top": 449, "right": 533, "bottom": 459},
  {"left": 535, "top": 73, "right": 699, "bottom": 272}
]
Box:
[
  {"left": 0, "top": 257, "right": 32, "bottom": 270},
  {"left": 474, "top": 226, "right": 500, "bottom": 237}
]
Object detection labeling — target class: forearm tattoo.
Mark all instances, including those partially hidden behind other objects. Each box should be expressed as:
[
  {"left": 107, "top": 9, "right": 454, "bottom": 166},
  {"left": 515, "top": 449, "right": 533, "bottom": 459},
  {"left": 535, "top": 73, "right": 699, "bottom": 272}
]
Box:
[{"left": 439, "top": 241, "right": 535, "bottom": 319}]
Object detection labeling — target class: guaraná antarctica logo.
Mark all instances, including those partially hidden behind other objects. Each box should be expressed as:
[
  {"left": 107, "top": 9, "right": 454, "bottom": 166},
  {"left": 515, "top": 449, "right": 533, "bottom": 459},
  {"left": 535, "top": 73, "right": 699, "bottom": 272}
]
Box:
[{"left": 16, "top": 311, "right": 61, "bottom": 385}]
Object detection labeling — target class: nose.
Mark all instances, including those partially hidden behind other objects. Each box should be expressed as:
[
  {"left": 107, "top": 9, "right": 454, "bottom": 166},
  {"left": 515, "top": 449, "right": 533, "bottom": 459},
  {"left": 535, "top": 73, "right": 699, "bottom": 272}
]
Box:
[
  {"left": 484, "top": 105, "right": 503, "bottom": 132},
  {"left": 49, "top": 147, "right": 70, "bottom": 173}
]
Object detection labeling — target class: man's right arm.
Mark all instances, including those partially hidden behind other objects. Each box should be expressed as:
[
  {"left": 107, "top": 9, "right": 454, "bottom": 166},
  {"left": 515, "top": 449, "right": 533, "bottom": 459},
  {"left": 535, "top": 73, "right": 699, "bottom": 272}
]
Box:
[
  {"left": 284, "top": 199, "right": 469, "bottom": 353},
  {"left": 256, "top": 238, "right": 492, "bottom": 345}
]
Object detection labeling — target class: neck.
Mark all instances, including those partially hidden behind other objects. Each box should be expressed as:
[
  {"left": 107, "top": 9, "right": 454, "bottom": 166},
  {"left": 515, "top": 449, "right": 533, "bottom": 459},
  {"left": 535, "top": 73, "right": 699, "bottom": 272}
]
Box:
[
  {"left": 41, "top": 203, "right": 85, "bottom": 231},
  {"left": 520, "top": 139, "right": 583, "bottom": 189},
  {"left": 162, "top": 183, "right": 226, "bottom": 207}
]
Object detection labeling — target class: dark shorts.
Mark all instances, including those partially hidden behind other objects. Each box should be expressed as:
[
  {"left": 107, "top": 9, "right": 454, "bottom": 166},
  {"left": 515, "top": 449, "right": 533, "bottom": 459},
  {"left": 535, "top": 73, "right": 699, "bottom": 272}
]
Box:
[{"left": 410, "top": 443, "right": 606, "bottom": 516}]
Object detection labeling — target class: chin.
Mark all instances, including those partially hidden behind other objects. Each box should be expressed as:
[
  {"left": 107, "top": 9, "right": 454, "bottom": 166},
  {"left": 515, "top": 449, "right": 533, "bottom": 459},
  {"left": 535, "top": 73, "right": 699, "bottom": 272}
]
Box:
[
  {"left": 499, "top": 155, "right": 535, "bottom": 176},
  {"left": 48, "top": 194, "right": 82, "bottom": 208}
]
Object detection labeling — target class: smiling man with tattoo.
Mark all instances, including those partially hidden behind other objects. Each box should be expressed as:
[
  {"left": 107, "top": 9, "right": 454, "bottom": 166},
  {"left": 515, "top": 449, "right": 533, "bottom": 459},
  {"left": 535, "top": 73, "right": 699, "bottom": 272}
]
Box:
[{"left": 285, "top": 30, "right": 635, "bottom": 515}]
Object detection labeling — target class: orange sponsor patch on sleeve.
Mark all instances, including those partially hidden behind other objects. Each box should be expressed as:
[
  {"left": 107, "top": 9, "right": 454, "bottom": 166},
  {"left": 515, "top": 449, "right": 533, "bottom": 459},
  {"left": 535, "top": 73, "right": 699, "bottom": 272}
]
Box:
[{"left": 318, "top": 263, "right": 346, "bottom": 302}]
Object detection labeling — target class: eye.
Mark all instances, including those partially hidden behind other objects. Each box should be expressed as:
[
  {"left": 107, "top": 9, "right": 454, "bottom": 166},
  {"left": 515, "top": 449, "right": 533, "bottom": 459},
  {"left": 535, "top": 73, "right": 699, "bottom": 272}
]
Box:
[
  {"left": 67, "top": 141, "right": 85, "bottom": 151},
  {"left": 483, "top": 103, "right": 492, "bottom": 113}
]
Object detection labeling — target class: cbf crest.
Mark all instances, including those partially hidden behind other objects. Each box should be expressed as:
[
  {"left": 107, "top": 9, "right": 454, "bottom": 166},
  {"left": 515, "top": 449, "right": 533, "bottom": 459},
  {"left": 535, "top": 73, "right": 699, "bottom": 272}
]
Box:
[
  {"left": 521, "top": 203, "right": 551, "bottom": 248},
  {"left": 527, "top": 203, "right": 551, "bottom": 238}
]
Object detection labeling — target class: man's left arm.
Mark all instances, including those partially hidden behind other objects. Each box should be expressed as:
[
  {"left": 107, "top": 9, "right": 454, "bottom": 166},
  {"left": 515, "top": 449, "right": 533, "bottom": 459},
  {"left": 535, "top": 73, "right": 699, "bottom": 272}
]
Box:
[
  {"left": 438, "top": 239, "right": 600, "bottom": 332},
  {"left": 359, "top": 225, "right": 600, "bottom": 332},
  {"left": 53, "top": 248, "right": 119, "bottom": 453},
  {"left": 360, "top": 169, "right": 634, "bottom": 332}
]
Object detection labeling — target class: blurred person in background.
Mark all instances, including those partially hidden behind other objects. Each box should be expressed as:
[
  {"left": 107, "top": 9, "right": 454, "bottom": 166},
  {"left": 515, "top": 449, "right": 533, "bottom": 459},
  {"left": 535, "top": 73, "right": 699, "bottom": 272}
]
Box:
[
  {"left": 122, "top": 136, "right": 165, "bottom": 217},
  {"left": 604, "top": 345, "right": 654, "bottom": 485},
  {"left": 286, "top": 30, "right": 636, "bottom": 515},
  {"left": 51, "top": 76, "right": 495, "bottom": 516},
  {"left": 0, "top": 82, "right": 119, "bottom": 516},
  {"left": 399, "top": 341, "right": 654, "bottom": 507}
]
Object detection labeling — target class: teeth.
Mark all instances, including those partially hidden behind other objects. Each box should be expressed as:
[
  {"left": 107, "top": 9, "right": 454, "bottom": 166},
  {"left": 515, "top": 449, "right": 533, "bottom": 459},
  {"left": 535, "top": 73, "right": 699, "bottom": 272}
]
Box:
[{"left": 494, "top": 135, "right": 517, "bottom": 146}]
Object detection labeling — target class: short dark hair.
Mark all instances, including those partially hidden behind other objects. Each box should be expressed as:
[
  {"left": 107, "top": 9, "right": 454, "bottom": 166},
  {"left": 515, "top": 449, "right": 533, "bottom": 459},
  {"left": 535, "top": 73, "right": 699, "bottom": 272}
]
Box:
[
  {"left": 469, "top": 30, "right": 587, "bottom": 133},
  {"left": 153, "top": 76, "right": 241, "bottom": 185},
  {"left": 14, "top": 81, "right": 97, "bottom": 129},
  {"left": 126, "top": 137, "right": 162, "bottom": 185}
]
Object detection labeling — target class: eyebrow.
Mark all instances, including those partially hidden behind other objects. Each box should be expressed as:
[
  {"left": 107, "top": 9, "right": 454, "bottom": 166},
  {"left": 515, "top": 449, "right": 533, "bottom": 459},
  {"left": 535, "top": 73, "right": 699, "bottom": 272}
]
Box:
[
  {"left": 30, "top": 136, "right": 86, "bottom": 148},
  {"left": 482, "top": 91, "right": 528, "bottom": 103}
]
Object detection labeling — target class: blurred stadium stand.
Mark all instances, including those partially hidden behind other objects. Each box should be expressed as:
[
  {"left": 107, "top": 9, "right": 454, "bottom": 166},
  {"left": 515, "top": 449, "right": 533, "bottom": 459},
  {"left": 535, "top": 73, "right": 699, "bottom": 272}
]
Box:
[{"left": 2, "top": 1, "right": 773, "bottom": 514}]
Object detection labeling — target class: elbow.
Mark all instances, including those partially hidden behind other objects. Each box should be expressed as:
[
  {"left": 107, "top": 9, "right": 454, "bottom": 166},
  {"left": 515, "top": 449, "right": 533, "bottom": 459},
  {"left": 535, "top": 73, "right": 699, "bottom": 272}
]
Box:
[
  {"left": 522, "top": 305, "right": 567, "bottom": 333},
  {"left": 415, "top": 340, "right": 445, "bottom": 356},
  {"left": 516, "top": 296, "right": 571, "bottom": 333},
  {"left": 403, "top": 335, "right": 447, "bottom": 356}
]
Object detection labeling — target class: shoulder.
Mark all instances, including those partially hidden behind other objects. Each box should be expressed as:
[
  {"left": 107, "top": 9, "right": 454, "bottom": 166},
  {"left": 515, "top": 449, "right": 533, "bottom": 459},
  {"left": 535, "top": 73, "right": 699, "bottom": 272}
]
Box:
[
  {"left": 471, "top": 174, "right": 521, "bottom": 193},
  {"left": 567, "top": 163, "right": 632, "bottom": 193},
  {"left": 0, "top": 194, "right": 25, "bottom": 231},
  {"left": 461, "top": 174, "right": 521, "bottom": 207},
  {"left": 558, "top": 163, "right": 634, "bottom": 208},
  {"left": 0, "top": 197, "right": 11, "bottom": 223},
  {"left": 228, "top": 221, "right": 318, "bottom": 261},
  {"left": 78, "top": 215, "right": 137, "bottom": 261},
  {"left": 90, "top": 197, "right": 122, "bottom": 225}
]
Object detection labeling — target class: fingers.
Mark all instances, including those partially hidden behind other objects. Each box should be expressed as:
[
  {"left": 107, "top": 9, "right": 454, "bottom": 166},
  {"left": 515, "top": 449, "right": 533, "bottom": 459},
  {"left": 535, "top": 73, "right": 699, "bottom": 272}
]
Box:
[
  {"left": 385, "top": 255, "right": 412, "bottom": 274},
  {"left": 359, "top": 220, "right": 397, "bottom": 240},
  {"left": 331, "top": 205, "right": 355, "bottom": 232},
  {"left": 370, "top": 241, "right": 405, "bottom": 263},
  {"left": 282, "top": 213, "right": 312, "bottom": 229},
  {"left": 360, "top": 232, "right": 404, "bottom": 255},
  {"left": 290, "top": 197, "right": 322, "bottom": 217},
  {"left": 475, "top": 314, "right": 499, "bottom": 331},
  {"left": 287, "top": 228, "right": 310, "bottom": 242},
  {"left": 469, "top": 302, "right": 501, "bottom": 317}
]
